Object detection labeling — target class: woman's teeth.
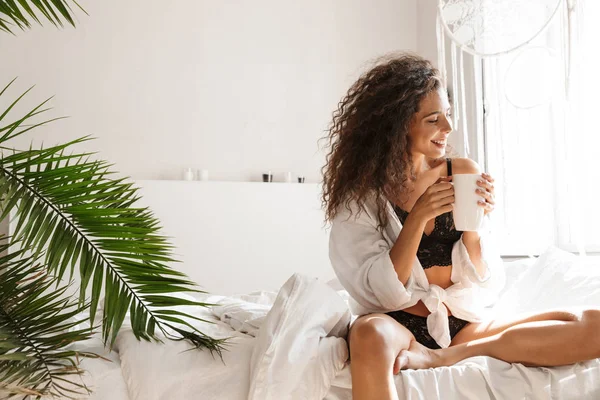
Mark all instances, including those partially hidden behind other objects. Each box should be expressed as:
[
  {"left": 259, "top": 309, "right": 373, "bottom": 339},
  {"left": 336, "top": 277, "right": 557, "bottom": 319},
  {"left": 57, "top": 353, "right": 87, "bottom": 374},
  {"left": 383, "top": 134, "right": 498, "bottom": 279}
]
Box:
[{"left": 431, "top": 140, "right": 446, "bottom": 146}]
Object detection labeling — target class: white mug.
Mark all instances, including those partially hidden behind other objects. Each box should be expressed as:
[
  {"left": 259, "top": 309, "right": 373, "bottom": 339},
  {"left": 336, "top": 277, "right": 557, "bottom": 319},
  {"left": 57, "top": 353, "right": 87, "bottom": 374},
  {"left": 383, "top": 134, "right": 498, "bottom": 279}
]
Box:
[{"left": 452, "top": 173, "right": 485, "bottom": 231}]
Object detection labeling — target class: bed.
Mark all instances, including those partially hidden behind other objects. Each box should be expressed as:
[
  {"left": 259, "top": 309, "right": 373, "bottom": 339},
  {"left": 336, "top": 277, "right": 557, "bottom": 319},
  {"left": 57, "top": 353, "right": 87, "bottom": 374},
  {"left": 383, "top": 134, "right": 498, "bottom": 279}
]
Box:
[{"left": 69, "top": 180, "right": 600, "bottom": 399}]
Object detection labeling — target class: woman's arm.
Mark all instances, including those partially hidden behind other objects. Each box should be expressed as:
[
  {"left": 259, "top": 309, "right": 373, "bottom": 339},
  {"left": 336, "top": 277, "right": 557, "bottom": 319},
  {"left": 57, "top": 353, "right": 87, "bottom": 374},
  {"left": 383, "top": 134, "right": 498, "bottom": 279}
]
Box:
[
  {"left": 461, "top": 231, "right": 488, "bottom": 279},
  {"left": 450, "top": 158, "right": 505, "bottom": 301},
  {"left": 329, "top": 202, "right": 416, "bottom": 312},
  {"left": 451, "top": 158, "right": 489, "bottom": 279},
  {"left": 390, "top": 215, "right": 426, "bottom": 285},
  {"left": 452, "top": 223, "right": 506, "bottom": 307}
]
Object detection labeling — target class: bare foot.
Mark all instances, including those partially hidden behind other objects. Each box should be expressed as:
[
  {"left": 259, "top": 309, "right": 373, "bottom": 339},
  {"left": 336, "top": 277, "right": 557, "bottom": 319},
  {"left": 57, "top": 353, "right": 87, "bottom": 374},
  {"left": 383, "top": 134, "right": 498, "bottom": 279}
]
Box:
[
  {"left": 393, "top": 356, "right": 402, "bottom": 375},
  {"left": 397, "top": 339, "right": 446, "bottom": 370}
]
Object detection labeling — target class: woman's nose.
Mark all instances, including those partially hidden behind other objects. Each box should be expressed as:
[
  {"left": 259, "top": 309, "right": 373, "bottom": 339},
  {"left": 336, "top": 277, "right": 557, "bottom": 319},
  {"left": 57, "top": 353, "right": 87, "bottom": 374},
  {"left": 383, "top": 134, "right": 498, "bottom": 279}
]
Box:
[{"left": 441, "top": 115, "right": 453, "bottom": 133}]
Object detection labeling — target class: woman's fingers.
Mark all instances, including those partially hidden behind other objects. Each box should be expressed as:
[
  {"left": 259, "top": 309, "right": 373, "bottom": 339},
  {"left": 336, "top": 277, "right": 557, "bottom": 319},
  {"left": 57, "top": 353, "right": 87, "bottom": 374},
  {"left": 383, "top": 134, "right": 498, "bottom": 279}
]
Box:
[
  {"left": 475, "top": 187, "right": 495, "bottom": 204},
  {"left": 478, "top": 199, "right": 494, "bottom": 215},
  {"left": 429, "top": 181, "right": 453, "bottom": 193},
  {"left": 435, "top": 176, "right": 453, "bottom": 184},
  {"left": 429, "top": 189, "right": 454, "bottom": 205},
  {"left": 477, "top": 173, "right": 496, "bottom": 216},
  {"left": 477, "top": 175, "right": 494, "bottom": 193},
  {"left": 481, "top": 172, "right": 494, "bottom": 183},
  {"left": 441, "top": 203, "right": 454, "bottom": 213}
]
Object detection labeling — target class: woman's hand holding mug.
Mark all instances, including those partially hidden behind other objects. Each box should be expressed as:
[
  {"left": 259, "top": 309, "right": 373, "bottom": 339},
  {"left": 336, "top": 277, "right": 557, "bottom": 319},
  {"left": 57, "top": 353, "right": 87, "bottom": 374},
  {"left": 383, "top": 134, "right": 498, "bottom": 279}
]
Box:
[
  {"left": 407, "top": 177, "right": 454, "bottom": 226},
  {"left": 476, "top": 172, "right": 496, "bottom": 216}
]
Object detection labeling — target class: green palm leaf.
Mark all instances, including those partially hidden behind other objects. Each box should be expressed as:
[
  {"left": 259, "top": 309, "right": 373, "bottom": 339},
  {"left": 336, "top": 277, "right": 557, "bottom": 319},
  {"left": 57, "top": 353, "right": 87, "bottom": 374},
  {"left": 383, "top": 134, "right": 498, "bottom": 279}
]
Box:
[
  {"left": 0, "top": 79, "right": 228, "bottom": 354},
  {"left": 0, "top": 239, "right": 99, "bottom": 399},
  {"left": 0, "top": 0, "right": 88, "bottom": 34}
]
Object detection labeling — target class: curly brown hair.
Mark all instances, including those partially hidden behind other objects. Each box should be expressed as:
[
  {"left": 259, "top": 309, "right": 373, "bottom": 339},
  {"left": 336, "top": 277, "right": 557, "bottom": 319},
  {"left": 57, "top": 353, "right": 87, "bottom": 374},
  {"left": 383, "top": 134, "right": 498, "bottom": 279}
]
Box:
[{"left": 321, "top": 52, "right": 454, "bottom": 229}]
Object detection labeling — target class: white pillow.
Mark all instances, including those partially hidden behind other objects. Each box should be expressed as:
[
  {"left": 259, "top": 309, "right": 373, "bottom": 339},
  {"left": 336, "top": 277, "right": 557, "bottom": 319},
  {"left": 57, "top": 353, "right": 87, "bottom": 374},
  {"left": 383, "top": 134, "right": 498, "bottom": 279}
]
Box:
[{"left": 248, "top": 273, "right": 351, "bottom": 400}]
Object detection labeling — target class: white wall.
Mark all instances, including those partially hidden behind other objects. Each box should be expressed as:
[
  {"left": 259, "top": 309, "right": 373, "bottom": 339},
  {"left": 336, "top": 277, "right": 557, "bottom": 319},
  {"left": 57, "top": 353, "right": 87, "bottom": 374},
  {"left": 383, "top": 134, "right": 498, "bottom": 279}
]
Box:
[
  {"left": 417, "top": 0, "right": 439, "bottom": 67},
  {"left": 135, "top": 181, "right": 332, "bottom": 294},
  {"left": 0, "top": 0, "right": 418, "bottom": 183}
]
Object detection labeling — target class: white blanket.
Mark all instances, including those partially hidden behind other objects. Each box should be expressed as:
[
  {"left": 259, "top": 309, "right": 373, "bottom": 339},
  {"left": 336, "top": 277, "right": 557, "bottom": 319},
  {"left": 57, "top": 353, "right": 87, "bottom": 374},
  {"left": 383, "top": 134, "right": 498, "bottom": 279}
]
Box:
[
  {"left": 238, "top": 246, "right": 600, "bottom": 399},
  {"left": 31, "top": 316, "right": 132, "bottom": 400},
  {"left": 210, "top": 291, "right": 277, "bottom": 337},
  {"left": 77, "top": 336, "right": 131, "bottom": 400},
  {"left": 247, "top": 273, "right": 351, "bottom": 400},
  {"left": 115, "top": 246, "right": 600, "bottom": 400}
]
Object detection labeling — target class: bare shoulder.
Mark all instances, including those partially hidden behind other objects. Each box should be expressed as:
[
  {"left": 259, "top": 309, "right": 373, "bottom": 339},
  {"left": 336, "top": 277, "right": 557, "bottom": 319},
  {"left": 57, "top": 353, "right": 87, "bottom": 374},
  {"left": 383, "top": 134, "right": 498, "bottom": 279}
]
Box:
[{"left": 450, "top": 157, "right": 482, "bottom": 175}]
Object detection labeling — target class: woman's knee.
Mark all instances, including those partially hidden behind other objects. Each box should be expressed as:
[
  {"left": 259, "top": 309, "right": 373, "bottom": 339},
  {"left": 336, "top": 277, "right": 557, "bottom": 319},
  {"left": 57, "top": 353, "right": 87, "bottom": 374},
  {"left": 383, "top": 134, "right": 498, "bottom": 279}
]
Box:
[
  {"left": 581, "top": 308, "right": 600, "bottom": 335},
  {"left": 580, "top": 309, "right": 600, "bottom": 357},
  {"left": 349, "top": 314, "right": 411, "bottom": 359}
]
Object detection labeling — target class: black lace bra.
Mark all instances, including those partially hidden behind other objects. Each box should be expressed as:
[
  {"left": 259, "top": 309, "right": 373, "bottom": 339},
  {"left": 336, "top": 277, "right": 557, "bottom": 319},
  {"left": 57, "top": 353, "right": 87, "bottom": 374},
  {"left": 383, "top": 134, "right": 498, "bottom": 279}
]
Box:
[{"left": 393, "top": 158, "right": 463, "bottom": 269}]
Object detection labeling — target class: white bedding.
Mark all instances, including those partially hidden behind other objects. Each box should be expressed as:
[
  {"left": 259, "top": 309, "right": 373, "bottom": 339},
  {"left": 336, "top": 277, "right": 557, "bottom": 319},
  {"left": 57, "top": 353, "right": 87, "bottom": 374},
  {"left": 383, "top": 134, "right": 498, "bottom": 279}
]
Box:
[
  {"left": 76, "top": 337, "right": 130, "bottom": 400},
  {"left": 115, "top": 309, "right": 254, "bottom": 400},
  {"left": 332, "top": 246, "right": 600, "bottom": 400},
  {"left": 89, "top": 246, "right": 600, "bottom": 399}
]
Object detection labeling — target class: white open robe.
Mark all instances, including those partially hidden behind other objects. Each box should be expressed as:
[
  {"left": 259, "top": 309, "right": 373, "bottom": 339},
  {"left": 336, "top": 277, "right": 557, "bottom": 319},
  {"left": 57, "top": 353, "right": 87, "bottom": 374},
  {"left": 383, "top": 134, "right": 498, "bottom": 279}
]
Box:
[{"left": 329, "top": 195, "right": 506, "bottom": 348}]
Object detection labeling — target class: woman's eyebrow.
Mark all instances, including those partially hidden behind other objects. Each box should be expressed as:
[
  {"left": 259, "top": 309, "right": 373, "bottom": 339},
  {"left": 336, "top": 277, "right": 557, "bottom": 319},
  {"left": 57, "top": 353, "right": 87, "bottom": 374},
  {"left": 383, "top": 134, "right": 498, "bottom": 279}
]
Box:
[
  {"left": 422, "top": 107, "right": 452, "bottom": 119},
  {"left": 422, "top": 111, "right": 442, "bottom": 119}
]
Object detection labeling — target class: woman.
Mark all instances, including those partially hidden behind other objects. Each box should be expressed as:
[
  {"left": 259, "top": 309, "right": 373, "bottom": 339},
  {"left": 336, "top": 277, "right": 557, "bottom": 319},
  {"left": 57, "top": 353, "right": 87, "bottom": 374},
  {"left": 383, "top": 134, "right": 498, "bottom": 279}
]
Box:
[{"left": 321, "top": 53, "right": 600, "bottom": 400}]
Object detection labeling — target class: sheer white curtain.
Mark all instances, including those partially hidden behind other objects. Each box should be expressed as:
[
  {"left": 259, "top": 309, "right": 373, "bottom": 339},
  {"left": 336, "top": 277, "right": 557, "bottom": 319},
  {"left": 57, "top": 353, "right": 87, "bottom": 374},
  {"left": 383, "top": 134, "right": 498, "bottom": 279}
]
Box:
[
  {"left": 482, "top": 0, "right": 599, "bottom": 256},
  {"left": 561, "top": 0, "right": 600, "bottom": 254}
]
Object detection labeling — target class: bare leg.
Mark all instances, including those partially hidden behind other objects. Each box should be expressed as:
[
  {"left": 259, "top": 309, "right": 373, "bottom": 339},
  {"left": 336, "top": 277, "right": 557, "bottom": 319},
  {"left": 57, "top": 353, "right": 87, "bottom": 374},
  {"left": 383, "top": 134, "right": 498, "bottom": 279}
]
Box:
[
  {"left": 349, "top": 313, "right": 414, "bottom": 400},
  {"left": 399, "top": 308, "right": 600, "bottom": 370}
]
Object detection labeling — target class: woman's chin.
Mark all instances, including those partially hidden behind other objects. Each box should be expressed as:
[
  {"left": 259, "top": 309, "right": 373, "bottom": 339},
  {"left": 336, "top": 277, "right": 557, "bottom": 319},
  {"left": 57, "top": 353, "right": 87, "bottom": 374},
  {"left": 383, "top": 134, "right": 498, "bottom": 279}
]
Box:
[{"left": 429, "top": 147, "right": 446, "bottom": 157}]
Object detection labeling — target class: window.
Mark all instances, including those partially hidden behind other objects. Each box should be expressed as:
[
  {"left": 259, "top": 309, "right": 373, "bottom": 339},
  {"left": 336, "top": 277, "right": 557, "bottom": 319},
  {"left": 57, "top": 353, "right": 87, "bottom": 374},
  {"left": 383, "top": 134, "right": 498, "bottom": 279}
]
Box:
[{"left": 481, "top": 2, "right": 600, "bottom": 255}]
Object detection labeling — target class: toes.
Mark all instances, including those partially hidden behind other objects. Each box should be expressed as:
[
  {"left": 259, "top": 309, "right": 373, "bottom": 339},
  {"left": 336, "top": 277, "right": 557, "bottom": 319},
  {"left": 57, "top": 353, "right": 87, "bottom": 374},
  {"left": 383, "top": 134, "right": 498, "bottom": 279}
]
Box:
[
  {"left": 396, "top": 350, "right": 409, "bottom": 372},
  {"left": 393, "top": 354, "right": 407, "bottom": 374},
  {"left": 393, "top": 356, "right": 401, "bottom": 375}
]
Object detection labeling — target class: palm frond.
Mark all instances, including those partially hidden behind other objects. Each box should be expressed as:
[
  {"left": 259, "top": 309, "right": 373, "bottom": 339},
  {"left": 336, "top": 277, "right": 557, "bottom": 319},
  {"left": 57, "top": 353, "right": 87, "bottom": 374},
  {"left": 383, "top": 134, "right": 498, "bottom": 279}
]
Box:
[
  {"left": 0, "top": 239, "right": 99, "bottom": 399},
  {"left": 0, "top": 0, "right": 87, "bottom": 34},
  {"left": 0, "top": 81, "right": 228, "bottom": 356}
]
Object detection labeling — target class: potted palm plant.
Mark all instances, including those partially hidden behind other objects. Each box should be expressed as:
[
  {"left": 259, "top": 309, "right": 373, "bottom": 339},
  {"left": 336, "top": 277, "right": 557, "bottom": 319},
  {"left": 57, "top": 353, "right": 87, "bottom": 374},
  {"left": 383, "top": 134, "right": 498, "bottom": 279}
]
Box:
[{"left": 0, "top": 2, "right": 225, "bottom": 398}]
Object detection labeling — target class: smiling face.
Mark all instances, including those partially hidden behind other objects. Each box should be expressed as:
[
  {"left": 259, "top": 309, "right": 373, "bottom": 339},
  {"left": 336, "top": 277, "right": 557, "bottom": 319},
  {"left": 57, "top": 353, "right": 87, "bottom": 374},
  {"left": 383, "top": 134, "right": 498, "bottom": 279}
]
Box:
[{"left": 407, "top": 88, "right": 453, "bottom": 160}]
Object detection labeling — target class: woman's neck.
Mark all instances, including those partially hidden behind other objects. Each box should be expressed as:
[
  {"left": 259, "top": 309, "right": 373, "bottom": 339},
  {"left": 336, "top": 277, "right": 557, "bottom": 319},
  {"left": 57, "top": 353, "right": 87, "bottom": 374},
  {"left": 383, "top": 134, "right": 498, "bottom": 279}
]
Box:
[{"left": 409, "top": 155, "right": 444, "bottom": 180}]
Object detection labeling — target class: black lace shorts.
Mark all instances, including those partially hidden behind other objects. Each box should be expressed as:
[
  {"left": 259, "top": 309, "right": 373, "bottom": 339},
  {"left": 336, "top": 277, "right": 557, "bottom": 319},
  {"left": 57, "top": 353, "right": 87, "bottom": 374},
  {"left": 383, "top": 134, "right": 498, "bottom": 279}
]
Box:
[{"left": 386, "top": 309, "right": 469, "bottom": 349}]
